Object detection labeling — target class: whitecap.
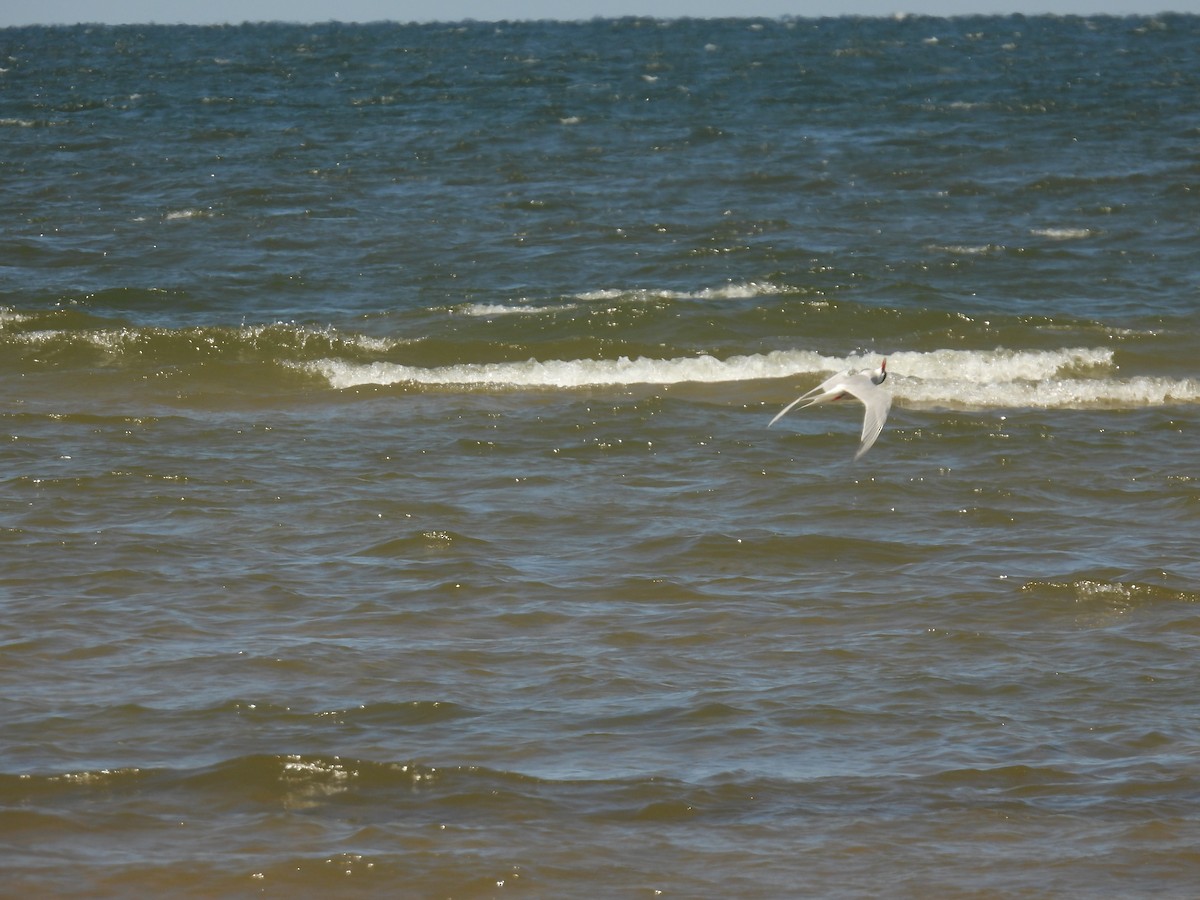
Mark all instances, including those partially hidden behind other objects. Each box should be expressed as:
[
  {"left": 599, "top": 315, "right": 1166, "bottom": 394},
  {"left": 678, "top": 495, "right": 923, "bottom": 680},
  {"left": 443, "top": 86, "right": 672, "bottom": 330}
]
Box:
[
  {"left": 884, "top": 347, "right": 1114, "bottom": 384},
  {"left": 298, "top": 345, "right": 1200, "bottom": 411},
  {"left": 459, "top": 302, "right": 577, "bottom": 317},
  {"left": 165, "top": 208, "right": 211, "bottom": 221},
  {"left": 5, "top": 321, "right": 405, "bottom": 358},
  {"left": 929, "top": 243, "right": 1004, "bottom": 255},
  {"left": 302, "top": 351, "right": 790, "bottom": 391},
  {"left": 573, "top": 281, "right": 790, "bottom": 303},
  {"left": 900, "top": 373, "right": 1200, "bottom": 409},
  {"left": 1030, "top": 227, "right": 1095, "bottom": 240}
]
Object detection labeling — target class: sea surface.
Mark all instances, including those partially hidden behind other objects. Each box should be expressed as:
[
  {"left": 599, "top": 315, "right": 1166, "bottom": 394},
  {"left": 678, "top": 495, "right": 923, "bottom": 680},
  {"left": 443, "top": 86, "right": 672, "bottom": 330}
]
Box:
[{"left": 2, "top": 14, "right": 1200, "bottom": 897}]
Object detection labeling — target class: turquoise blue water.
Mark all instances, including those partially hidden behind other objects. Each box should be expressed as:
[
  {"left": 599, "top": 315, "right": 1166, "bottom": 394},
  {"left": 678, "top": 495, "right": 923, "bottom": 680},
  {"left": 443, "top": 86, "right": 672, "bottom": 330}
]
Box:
[{"left": 2, "top": 16, "right": 1200, "bottom": 897}]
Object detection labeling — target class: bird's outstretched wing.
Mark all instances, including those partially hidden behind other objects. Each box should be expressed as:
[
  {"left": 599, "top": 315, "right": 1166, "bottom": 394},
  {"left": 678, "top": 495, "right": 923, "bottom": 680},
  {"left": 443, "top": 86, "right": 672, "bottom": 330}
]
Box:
[
  {"left": 769, "top": 370, "right": 892, "bottom": 460},
  {"left": 841, "top": 375, "right": 892, "bottom": 460},
  {"left": 767, "top": 370, "right": 850, "bottom": 427}
]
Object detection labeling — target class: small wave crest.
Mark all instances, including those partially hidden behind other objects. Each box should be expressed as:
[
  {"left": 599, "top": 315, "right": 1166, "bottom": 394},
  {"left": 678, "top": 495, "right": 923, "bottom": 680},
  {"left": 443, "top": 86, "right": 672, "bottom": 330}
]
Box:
[
  {"left": 0, "top": 308, "right": 34, "bottom": 326},
  {"left": 460, "top": 302, "right": 579, "bottom": 317},
  {"left": 574, "top": 281, "right": 792, "bottom": 303},
  {"left": 456, "top": 281, "right": 790, "bottom": 316},
  {"left": 1022, "top": 578, "right": 1200, "bottom": 607},
  {"left": 1030, "top": 227, "right": 1097, "bottom": 240},
  {"left": 890, "top": 347, "right": 1200, "bottom": 408},
  {"left": 1, "top": 315, "right": 403, "bottom": 366},
  {"left": 298, "top": 349, "right": 817, "bottom": 391}
]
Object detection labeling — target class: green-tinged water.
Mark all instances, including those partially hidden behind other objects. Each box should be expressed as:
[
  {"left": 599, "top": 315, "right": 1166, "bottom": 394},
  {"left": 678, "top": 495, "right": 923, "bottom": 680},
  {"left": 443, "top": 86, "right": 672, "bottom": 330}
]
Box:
[{"left": 2, "top": 15, "right": 1200, "bottom": 898}]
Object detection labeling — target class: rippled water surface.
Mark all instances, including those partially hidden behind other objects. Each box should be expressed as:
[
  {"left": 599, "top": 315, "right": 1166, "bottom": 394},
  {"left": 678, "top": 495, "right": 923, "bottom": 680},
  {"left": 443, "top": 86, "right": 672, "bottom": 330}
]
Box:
[{"left": 2, "top": 15, "right": 1200, "bottom": 897}]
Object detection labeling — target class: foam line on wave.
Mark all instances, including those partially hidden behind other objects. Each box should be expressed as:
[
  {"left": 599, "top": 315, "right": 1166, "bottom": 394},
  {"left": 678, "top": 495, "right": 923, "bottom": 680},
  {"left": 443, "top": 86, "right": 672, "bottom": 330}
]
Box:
[
  {"left": 901, "top": 374, "right": 1200, "bottom": 409},
  {"left": 301, "top": 345, "right": 1200, "bottom": 410},
  {"left": 572, "top": 282, "right": 794, "bottom": 302},
  {"left": 301, "top": 350, "right": 820, "bottom": 389},
  {"left": 305, "top": 346, "right": 1111, "bottom": 391},
  {"left": 456, "top": 281, "right": 793, "bottom": 316},
  {"left": 1, "top": 320, "right": 406, "bottom": 361},
  {"left": 888, "top": 347, "right": 1198, "bottom": 408}
]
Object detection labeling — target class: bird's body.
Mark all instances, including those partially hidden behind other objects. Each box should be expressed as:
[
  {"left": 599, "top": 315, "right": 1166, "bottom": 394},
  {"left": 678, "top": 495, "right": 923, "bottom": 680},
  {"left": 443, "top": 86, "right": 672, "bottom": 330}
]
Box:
[{"left": 769, "top": 360, "right": 891, "bottom": 460}]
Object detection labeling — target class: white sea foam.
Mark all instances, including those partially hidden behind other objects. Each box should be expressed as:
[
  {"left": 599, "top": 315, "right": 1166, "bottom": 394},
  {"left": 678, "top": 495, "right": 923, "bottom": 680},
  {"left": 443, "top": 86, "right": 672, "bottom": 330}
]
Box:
[
  {"left": 10, "top": 328, "right": 68, "bottom": 346},
  {"left": 460, "top": 302, "right": 577, "bottom": 317},
  {"left": 455, "top": 283, "right": 786, "bottom": 315},
  {"left": 929, "top": 243, "right": 1005, "bottom": 255},
  {"left": 301, "top": 345, "right": 1200, "bottom": 410},
  {"left": 574, "top": 282, "right": 791, "bottom": 303},
  {"left": 901, "top": 374, "right": 1200, "bottom": 409},
  {"left": 6, "top": 322, "right": 403, "bottom": 356},
  {"left": 305, "top": 350, "right": 805, "bottom": 391},
  {"left": 1031, "top": 227, "right": 1095, "bottom": 240},
  {"left": 884, "top": 347, "right": 1113, "bottom": 383},
  {"left": 165, "top": 208, "right": 212, "bottom": 221}
]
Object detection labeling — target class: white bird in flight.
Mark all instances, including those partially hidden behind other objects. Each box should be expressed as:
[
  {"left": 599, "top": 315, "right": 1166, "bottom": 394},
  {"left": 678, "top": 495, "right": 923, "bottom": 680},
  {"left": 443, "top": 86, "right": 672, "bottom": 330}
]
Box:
[{"left": 769, "top": 359, "right": 892, "bottom": 460}]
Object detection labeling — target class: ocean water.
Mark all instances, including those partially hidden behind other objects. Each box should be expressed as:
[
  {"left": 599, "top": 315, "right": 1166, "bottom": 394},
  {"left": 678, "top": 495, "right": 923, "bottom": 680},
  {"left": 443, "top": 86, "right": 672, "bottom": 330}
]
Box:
[{"left": 2, "top": 14, "right": 1200, "bottom": 897}]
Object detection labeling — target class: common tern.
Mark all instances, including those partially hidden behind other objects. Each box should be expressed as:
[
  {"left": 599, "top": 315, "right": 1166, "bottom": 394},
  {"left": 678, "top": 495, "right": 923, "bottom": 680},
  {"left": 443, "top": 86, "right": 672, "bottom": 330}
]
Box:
[{"left": 768, "top": 359, "right": 891, "bottom": 460}]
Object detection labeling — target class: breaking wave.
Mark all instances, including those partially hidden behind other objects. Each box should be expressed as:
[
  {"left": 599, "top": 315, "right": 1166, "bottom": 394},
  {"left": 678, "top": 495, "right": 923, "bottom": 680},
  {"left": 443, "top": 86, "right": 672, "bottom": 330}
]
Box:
[
  {"left": 300, "top": 346, "right": 1200, "bottom": 410},
  {"left": 5, "top": 300, "right": 1196, "bottom": 411}
]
